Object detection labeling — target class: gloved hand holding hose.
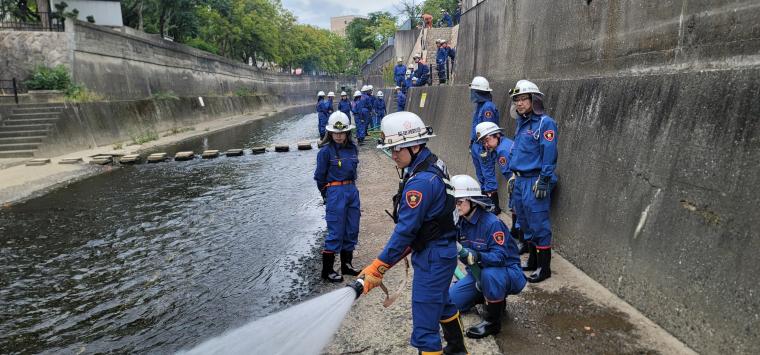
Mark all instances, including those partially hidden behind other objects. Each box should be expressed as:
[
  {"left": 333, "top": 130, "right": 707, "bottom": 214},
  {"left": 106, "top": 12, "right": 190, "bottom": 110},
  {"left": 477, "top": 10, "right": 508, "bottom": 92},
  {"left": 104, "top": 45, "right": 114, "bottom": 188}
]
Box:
[{"left": 532, "top": 175, "right": 550, "bottom": 199}]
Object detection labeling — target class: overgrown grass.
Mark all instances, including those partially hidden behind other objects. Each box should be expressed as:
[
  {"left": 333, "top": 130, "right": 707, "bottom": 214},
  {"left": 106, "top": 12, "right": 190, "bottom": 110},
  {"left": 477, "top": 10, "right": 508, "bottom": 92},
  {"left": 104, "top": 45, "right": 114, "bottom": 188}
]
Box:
[
  {"left": 112, "top": 143, "right": 123, "bottom": 150},
  {"left": 150, "top": 91, "right": 179, "bottom": 100},
  {"left": 234, "top": 87, "right": 255, "bottom": 97},
  {"left": 162, "top": 126, "right": 195, "bottom": 137},
  {"left": 130, "top": 131, "right": 159, "bottom": 145},
  {"left": 65, "top": 84, "right": 105, "bottom": 102}
]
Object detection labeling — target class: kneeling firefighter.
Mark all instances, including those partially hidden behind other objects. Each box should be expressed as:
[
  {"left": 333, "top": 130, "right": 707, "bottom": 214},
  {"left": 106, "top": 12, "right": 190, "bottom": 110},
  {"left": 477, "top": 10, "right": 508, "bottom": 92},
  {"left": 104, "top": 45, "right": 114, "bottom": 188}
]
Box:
[
  {"left": 358, "top": 111, "right": 468, "bottom": 355},
  {"left": 448, "top": 175, "right": 526, "bottom": 339},
  {"left": 313, "top": 112, "right": 361, "bottom": 282}
]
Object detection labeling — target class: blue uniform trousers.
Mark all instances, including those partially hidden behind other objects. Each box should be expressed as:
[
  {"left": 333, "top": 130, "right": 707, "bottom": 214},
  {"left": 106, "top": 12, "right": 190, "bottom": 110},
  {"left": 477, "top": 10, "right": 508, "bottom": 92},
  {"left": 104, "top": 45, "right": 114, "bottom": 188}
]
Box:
[
  {"left": 318, "top": 113, "right": 329, "bottom": 138},
  {"left": 450, "top": 264, "right": 526, "bottom": 311},
  {"left": 324, "top": 184, "right": 360, "bottom": 252},
  {"left": 356, "top": 115, "right": 368, "bottom": 141},
  {"left": 410, "top": 238, "right": 459, "bottom": 352},
  {"left": 512, "top": 176, "right": 552, "bottom": 247}
]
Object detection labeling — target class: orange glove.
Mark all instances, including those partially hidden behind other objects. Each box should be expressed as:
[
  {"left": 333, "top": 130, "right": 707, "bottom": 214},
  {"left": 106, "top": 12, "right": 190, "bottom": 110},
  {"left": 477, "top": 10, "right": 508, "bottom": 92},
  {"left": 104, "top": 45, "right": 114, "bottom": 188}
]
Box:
[{"left": 358, "top": 258, "right": 391, "bottom": 294}]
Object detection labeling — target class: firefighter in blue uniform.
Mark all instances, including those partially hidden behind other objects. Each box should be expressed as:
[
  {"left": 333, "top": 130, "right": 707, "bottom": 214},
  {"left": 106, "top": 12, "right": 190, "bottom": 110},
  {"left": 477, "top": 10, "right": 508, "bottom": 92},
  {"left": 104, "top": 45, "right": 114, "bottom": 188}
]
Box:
[
  {"left": 402, "top": 65, "right": 414, "bottom": 94},
  {"left": 413, "top": 55, "right": 430, "bottom": 86},
  {"left": 316, "top": 91, "right": 334, "bottom": 140},
  {"left": 316, "top": 91, "right": 326, "bottom": 138},
  {"left": 468, "top": 76, "right": 501, "bottom": 214},
  {"left": 396, "top": 86, "right": 406, "bottom": 112},
  {"left": 507, "top": 80, "right": 558, "bottom": 283},
  {"left": 373, "top": 91, "right": 386, "bottom": 128},
  {"left": 435, "top": 39, "right": 448, "bottom": 84},
  {"left": 441, "top": 9, "right": 453, "bottom": 27},
  {"left": 355, "top": 86, "right": 371, "bottom": 144},
  {"left": 338, "top": 91, "right": 352, "bottom": 123},
  {"left": 448, "top": 174, "right": 526, "bottom": 339},
  {"left": 359, "top": 112, "right": 468, "bottom": 355},
  {"left": 394, "top": 57, "right": 407, "bottom": 87},
  {"left": 314, "top": 112, "right": 361, "bottom": 282}
]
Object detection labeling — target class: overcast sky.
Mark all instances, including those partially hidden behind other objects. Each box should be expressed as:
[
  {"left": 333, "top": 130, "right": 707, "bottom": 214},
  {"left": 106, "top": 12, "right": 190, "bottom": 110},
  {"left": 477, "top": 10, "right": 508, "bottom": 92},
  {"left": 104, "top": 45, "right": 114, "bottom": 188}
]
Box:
[{"left": 281, "top": 0, "right": 403, "bottom": 29}]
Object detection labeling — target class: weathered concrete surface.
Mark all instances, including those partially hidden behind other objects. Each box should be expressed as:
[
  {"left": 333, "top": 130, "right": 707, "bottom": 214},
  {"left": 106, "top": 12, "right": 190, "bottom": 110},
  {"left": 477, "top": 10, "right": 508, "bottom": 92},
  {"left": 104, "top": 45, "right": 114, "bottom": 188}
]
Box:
[
  {"left": 0, "top": 31, "right": 72, "bottom": 81},
  {"left": 404, "top": 64, "right": 760, "bottom": 353},
  {"left": 455, "top": 0, "right": 760, "bottom": 84}
]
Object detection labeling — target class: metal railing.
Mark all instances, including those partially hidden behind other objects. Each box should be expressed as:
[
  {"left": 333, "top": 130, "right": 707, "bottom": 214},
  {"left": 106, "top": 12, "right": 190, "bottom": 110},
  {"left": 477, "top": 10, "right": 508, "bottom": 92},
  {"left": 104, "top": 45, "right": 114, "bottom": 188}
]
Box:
[
  {"left": 0, "top": 79, "right": 19, "bottom": 104},
  {"left": 0, "top": 12, "right": 65, "bottom": 32}
]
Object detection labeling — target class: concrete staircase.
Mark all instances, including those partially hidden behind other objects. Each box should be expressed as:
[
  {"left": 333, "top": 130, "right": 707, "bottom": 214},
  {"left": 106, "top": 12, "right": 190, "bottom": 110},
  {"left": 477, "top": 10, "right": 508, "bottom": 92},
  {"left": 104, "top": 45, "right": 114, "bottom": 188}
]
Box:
[
  {"left": 423, "top": 27, "right": 456, "bottom": 85},
  {"left": 0, "top": 103, "right": 64, "bottom": 158}
]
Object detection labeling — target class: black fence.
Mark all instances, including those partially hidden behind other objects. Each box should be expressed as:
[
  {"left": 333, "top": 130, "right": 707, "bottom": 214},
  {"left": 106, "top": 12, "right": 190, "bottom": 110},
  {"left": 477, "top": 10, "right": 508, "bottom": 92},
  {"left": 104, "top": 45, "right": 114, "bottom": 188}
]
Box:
[
  {"left": 0, "top": 79, "right": 20, "bottom": 104},
  {"left": 0, "top": 12, "right": 65, "bottom": 32}
]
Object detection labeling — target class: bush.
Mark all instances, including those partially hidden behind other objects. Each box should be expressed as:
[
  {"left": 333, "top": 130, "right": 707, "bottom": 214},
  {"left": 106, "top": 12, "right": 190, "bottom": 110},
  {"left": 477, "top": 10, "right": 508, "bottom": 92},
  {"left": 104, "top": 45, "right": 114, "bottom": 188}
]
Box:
[
  {"left": 234, "top": 87, "right": 255, "bottom": 97},
  {"left": 130, "top": 131, "right": 159, "bottom": 145},
  {"left": 24, "top": 65, "right": 72, "bottom": 91},
  {"left": 150, "top": 90, "right": 179, "bottom": 100},
  {"left": 186, "top": 38, "right": 219, "bottom": 55},
  {"left": 65, "top": 84, "right": 104, "bottom": 102}
]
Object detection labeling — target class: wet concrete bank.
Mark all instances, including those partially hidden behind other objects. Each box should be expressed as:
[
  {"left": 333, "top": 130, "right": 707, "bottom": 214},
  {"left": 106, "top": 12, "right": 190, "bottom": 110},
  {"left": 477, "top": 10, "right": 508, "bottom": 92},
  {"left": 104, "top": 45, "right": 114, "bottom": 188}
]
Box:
[
  {"left": 406, "top": 1, "right": 760, "bottom": 352},
  {"left": 323, "top": 147, "right": 693, "bottom": 355},
  {"left": 403, "top": 65, "right": 760, "bottom": 353}
]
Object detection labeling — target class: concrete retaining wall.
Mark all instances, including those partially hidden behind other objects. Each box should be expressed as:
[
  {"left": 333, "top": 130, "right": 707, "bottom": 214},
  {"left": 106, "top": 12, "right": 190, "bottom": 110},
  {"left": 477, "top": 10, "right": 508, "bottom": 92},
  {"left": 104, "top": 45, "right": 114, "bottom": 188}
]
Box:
[
  {"left": 0, "top": 31, "right": 72, "bottom": 85},
  {"left": 404, "top": 0, "right": 760, "bottom": 353},
  {"left": 35, "top": 94, "right": 308, "bottom": 157}
]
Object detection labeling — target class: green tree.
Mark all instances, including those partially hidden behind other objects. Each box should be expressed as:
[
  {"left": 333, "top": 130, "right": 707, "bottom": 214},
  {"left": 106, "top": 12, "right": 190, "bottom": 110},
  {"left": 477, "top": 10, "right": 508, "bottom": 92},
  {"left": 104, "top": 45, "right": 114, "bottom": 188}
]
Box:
[{"left": 420, "top": 0, "right": 458, "bottom": 26}]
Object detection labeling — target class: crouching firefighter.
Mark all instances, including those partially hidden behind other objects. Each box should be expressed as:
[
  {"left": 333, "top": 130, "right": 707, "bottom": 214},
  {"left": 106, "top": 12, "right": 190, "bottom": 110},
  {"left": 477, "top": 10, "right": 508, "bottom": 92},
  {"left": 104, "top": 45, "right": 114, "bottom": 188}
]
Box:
[
  {"left": 314, "top": 112, "right": 361, "bottom": 282},
  {"left": 358, "top": 111, "right": 468, "bottom": 355},
  {"left": 448, "top": 174, "right": 526, "bottom": 339}
]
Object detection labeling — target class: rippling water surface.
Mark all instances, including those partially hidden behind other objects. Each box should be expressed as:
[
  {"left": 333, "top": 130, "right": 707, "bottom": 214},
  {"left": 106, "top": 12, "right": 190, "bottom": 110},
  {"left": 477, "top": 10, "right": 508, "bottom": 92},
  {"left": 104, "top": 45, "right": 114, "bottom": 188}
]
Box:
[{"left": 0, "top": 112, "right": 326, "bottom": 354}]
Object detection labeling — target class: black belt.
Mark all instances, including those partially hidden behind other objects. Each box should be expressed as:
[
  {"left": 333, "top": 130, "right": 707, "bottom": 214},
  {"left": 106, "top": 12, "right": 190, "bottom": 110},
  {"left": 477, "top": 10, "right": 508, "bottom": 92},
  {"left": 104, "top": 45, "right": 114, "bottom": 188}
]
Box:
[{"left": 513, "top": 170, "right": 540, "bottom": 177}]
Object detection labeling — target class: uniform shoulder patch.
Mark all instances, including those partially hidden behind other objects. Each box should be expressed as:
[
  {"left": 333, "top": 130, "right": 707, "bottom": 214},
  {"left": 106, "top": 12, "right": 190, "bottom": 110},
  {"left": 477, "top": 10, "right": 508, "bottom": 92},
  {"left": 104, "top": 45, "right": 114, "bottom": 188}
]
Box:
[
  {"left": 484, "top": 110, "right": 493, "bottom": 119},
  {"left": 405, "top": 190, "right": 423, "bottom": 209},
  {"left": 498, "top": 156, "right": 507, "bottom": 166},
  {"left": 492, "top": 231, "right": 505, "bottom": 245},
  {"left": 543, "top": 129, "right": 555, "bottom": 142}
]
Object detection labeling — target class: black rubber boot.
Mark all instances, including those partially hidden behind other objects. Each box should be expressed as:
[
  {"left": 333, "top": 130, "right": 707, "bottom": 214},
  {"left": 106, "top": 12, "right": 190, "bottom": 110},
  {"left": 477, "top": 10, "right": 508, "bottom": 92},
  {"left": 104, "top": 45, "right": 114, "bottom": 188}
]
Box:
[
  {"left": 510, "top": 222, "right": 527, "bottom": 254},
  {"left": 466, "top": 301, "right": 504, "bottom": 339},
  {"left": 521, "top": 242, "right": 537, "bottom": 271},
  {"left": 340, "top": 251, "right": 360, "bottom": 276},
  {"left": 321, "top": 253, "right": 343, "bottom": 282},
  {"left": 485, "top": 191, "right": 501, "bottom": 215},
  {"left": 528, "top": 248, "right": 552, "bottom": 283},
  {"left": 441, "top": 314, "right": 469, "bottom": 355}
]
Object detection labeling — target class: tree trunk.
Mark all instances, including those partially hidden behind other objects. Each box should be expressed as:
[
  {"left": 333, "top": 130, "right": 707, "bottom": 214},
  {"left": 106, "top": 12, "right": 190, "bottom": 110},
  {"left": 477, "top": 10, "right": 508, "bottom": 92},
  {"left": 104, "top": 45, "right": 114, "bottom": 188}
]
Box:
[
  {"left": 137, "top": 0, "right": 144, "bottom": 31},
  {"left": 35, "top": 0, "right": 50, "bottom": 28}
]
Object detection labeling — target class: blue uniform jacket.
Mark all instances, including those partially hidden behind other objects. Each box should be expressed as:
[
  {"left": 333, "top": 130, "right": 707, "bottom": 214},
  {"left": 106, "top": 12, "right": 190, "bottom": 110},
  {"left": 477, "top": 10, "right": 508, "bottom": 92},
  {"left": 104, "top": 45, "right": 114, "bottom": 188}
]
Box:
[
  {"left": 402, "top": 77, "right": 412, "bottom": 94},
  {"left": 358, "top": 94, "right": 372, "bottom": 120},
  {"left": 374, "top": 98, "right": 386, "bottom": 118},
  {"left": 414, "top": 63, "right": 430, "bottom": 85},
  {"left": 508, "top": 113, "right": 558, "bottom": 178},
  {"left": 317, "top": 99, "right": 333, "bottom": 118},
  {"left": 378, "top": 148, "right": 454, "bottom": 264},
  {"left": 338, "top": 99, "right": 352, "bottom": 117},
  {"left": 394, "top": 64, "right": 407, "bottom": 80},
  {"left": 470, "top": 98, "right": 499, "bottom": 142},
  {"left": 436, "top": 47, "right": 448, "bottom": 64},
  {"left": 458, "top": 208, "right": 520, "bottom": 267},
  {"left": 442, "top": 13, "right": 453, "bottom": 27},
  {"left": 493, "top": 137, "right": 514, "bottom": 180},
  {"left": 313, "top": 142, "right": 359, "bottom": 191},
  {"left": 397, "top": 91, "right": 407, "bottom": 111}
]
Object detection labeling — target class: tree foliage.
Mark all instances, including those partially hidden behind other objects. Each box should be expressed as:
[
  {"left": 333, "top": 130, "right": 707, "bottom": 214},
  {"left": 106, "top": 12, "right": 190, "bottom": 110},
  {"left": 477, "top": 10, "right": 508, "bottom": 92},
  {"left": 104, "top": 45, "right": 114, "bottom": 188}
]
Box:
[
  {"left": 345, "top": 11, "right": 398, "bottom": 51},
  {"left": 420, "top": 0, "right": 458, "bottom": 25},
  {"left": 120, "top": 0, "right": 364, "bottom": 74}
]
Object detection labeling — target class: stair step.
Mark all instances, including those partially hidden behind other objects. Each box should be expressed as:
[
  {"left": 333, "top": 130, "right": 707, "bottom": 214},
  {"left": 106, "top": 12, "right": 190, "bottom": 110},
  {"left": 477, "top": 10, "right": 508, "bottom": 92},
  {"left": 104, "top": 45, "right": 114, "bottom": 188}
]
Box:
[
  {"left": 0, "top": 149, "right": 37, "bottom": 158},
  {"left": 4, "top": 118, "right": 59, "bottom": 125},
  {"left": 11, "top": 106, "right": 65, "bottom": 114},
  {"left": 0, "top": 130, "right": 50, "bottom": 138},
  {"left": 9, "top": 112, "right": 62, "bottom": 118},
  {"left": 0, "top": 136, "right": 46, "bottom": 144},
  {"left": 0, "top": 124, "right": 53, "bottom": 131},
  {"left": 0, "top": 143, "right": 40, "bottom": 151}
]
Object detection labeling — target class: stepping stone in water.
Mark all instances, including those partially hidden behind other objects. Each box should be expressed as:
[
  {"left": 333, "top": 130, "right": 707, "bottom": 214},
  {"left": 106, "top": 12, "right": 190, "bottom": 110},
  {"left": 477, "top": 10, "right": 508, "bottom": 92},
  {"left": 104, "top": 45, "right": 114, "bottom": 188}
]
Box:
[
  {"left": 225, "top": 149, "right": 244, "bottom": 157},
  {"left": 26, "top": 158, "right": 51, "bottom": 166},
  {"left": 275, "top": 144, "right": 290, "bottom": 152},
  {"left": 202, "top": 150, "right": 220, "bottom": 159},
  {"left": 251, "top": 146, "right": 266, "bottom": 154},
  {"left": 174, "top": 151, "right": 195, "bottom": 161},
  {"left": 297, "top": 142, "right": 312, "bottom": 150},
  {"left": 147, "top": 153, "right": 168, "bottom": 163},
  {"left": 59, "top": 158, "right": 83, "bottom": 165},
  {"left": 119, "top": 154, "right": 141, "bottom": 164}
]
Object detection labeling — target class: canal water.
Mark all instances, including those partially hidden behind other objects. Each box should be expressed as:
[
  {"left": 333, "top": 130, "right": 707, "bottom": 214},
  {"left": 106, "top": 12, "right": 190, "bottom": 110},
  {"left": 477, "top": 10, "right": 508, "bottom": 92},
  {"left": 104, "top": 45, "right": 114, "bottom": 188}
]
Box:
[{"left": 0, "top": 111, "right": 327, "bottom": 354}]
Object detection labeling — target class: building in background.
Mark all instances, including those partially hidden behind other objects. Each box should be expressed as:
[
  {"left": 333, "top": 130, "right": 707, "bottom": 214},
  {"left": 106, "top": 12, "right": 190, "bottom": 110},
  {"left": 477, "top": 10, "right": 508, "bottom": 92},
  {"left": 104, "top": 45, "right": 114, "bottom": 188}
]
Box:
[
  {"left": 330, "top": 15, "right": 362, "bottom": 37},
  {"left": 51, "top": 0, "right": 123, "bottom": 27}
]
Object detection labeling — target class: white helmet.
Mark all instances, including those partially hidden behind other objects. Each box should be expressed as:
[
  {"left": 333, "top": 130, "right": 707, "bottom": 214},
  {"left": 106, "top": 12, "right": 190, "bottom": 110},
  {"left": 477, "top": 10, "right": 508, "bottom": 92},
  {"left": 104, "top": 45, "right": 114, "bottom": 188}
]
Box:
[
  {"left": 368, "top": 85, "right": 374, "bottom": 91},
  {"left": 397, "top": 57, "right": 403, "bottom": 62},
  {"left": 353, "top": 90, "right": 362, "bottom": 98},
  {"left": 361, "top": 85, "right": 370, "bottom": 92},
  {"left": 475, "top": 121, "right": 503, "bottom": 142},
  {"left": 340, "top": 91, "right": 347, "bottom": 96},
  {"left": 377, "top": 91, "right": 384, "bottom": 97},
  {"left": 510, "top": 79, "right": 543, "bottom": 97},
  {"left": 469, "top": 76, "right": 492, "bottom": 92},
  {"left": 317, "top": 91, "right": 326, "bottom": 96},
  {"left": 394, "top": 86, "right": 401, "bottom": 90},
  {"left": 326, "top": 111, "right": 355, "bottom": 133},
  {"left": 451, "top": 175, "right": 483, "bottom": 199},
  {"left": 327, "top": 91, "right": 335, "bottom": 97},
  {"left": 376, "top": 111, "right": 435, "bottom": 150}
]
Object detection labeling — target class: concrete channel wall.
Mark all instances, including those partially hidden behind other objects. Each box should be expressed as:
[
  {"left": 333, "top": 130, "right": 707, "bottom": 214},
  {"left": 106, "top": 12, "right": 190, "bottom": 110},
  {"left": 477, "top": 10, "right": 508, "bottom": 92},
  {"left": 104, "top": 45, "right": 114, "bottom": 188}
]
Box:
[
  {"left": 403, "top": 0, "right": 760, "bottom": 353},
  {"left": 1, "top": 19, "right": 352, "bottom": 99}
]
